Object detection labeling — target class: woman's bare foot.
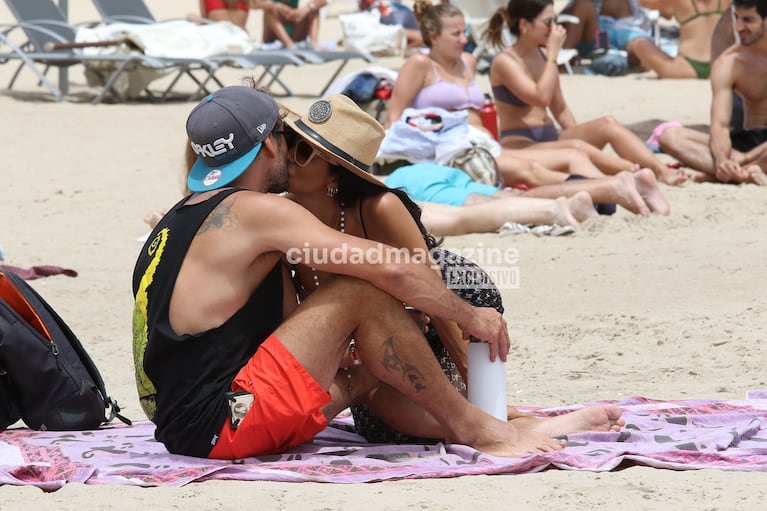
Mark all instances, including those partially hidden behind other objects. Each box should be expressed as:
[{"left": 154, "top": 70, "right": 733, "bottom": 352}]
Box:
[
  {"left": 457, "top": 403, "right": 624, "bottom": 458},
  {"left": 549, "top": 192, "right": 597, "bottom": 228},
  {"left": 658, "top": 165, "right": 688, "bottom": 186},
  {"left": 567, "top": 191, "right": 598, "bottom": 223},
  {"left": 633, "top": 168, "right": 670, "bottom": 215},
  {"left": 551, "top": 197, "right": 581, "bottom": 228},
  {"left": 612, "top": 171, "right": 651, "bottom": 216},
  {"left": 511, "top": 405, "right": 625, "bottom": 439}
]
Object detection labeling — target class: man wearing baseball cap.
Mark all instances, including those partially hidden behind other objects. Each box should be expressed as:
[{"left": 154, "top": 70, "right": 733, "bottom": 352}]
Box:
[{"left": 132, "top": 86, "right": 551, "bottom": 460}]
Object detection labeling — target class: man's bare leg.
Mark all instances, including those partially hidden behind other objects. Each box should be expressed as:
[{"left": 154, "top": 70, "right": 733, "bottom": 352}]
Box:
[
  {"left": 274, "top": 277, "right": 571, "bottom": 456},
  {"left": 341, "top": 366, "right": 624, "bottom": 440},
  {"left": 658, "top": 126, "right": 716, "bottom": 175},
  {"left": 560, "top": 0, "right": 599, "bottom": 51}
]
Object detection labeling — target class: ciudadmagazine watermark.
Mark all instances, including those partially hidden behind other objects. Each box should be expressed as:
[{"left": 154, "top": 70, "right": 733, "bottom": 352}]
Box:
[{"left": 286, "top": 242, "right": 520, "bottom": 290}]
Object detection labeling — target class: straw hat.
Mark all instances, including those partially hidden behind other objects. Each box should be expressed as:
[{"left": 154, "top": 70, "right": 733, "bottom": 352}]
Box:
[{"left": 285, "top": 94, "right": 385, "bottom": 187}]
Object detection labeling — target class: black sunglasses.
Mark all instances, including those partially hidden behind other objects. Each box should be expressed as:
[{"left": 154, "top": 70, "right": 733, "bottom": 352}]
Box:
[{"left": 274, "top": 128, "right": 298, "bottom": 147}]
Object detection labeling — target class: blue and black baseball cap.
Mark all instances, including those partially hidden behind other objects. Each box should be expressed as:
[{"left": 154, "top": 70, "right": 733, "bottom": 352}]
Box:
[{"left": 186, "top": 86, "right": 279, "bottom": 192}]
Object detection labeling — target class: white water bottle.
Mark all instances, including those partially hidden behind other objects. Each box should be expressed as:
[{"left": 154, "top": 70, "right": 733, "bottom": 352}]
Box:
[{"left": 467, "top": 340, "right": 507, "bottom": 421}]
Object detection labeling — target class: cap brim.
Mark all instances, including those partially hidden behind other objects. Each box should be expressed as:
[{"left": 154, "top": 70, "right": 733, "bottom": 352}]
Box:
[{"left": 187, "top": 143, "right": 262, "bottom": 192}]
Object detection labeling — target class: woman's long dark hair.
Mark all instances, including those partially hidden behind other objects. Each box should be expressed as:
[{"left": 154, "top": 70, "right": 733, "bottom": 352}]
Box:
[
  {"left": 484, "top": 0, "right": 552, "bottom": 48},
  {"left": 336, "top": 166, "right": 441, "bottom": 250}
]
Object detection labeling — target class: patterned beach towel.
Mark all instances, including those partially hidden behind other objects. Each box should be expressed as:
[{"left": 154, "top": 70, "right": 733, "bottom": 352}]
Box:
[{"left": 2, "top": 391, "right": 767, "bottom": 491}]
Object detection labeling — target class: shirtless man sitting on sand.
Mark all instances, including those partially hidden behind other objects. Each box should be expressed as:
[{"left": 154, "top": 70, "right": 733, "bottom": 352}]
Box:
[{"left": 656, "top": 0, "right": 767, "bottom": 185}]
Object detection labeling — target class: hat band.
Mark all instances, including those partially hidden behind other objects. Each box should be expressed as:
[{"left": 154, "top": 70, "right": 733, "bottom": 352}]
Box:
[{"left": 294, "top": 120, "right": 371, "bottom": 172}]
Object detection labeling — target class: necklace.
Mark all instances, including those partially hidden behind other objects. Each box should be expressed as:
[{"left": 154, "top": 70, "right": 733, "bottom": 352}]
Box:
[
  {"left": 306, "top": 202, "right": 357, "bottom": 380},
  {"left": 311, "top": 202, "right": 344, "bottom": 288}
]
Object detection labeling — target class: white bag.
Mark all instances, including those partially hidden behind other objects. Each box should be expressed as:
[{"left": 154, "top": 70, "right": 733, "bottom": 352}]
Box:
[{"left": 339, "top": 10, "right": 405, "bottom": 56}]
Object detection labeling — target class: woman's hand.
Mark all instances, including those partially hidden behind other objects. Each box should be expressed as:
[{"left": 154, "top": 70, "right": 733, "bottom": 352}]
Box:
[
  {"left": 405, "top": 306, "right": 431, "bottom": 334},
  {"left": 545, "top": 24, "right": 567, "bottom": 60}
]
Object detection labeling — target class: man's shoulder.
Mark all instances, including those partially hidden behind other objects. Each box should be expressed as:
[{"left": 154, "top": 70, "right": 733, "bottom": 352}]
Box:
[
  {"left": 714, "top": 43, "right": 767, "bottom": 79},
  {"left": 711, "top": 45, "right": 740, "bottom": 77},
  {"left": 213, "top": 190, "right": 300, "bottom": 222},
  {"left": 226, "top": 189, "right": 290, "bottom": 204}
]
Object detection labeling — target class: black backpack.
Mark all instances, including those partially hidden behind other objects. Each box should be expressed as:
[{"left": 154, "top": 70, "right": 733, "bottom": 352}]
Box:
[{"left": 0, "top": 271, "right": 129, "bottom": 430}]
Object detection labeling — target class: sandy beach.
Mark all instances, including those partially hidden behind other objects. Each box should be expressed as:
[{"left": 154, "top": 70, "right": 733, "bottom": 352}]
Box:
[{"left": 1, "top": 1, "right": 767, "bottom": 509}]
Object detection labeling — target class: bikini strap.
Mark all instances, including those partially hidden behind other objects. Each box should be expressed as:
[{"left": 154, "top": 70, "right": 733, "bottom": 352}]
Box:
[
  {"left": 460, "top": 55, "right": 474, "bottom": 80},
  {"left": 430, "top": 59, "right": 441, "bottom": 81},
  {"left": 358, "top": 200, "right": 370, "bottom": 240}
]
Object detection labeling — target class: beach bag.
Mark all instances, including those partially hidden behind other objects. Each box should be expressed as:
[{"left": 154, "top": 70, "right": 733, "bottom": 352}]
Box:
[
  {"left": 0, "top": 271, "right": 129, "bottom": 431},
  {"left": 340, "top": 9, "right": 405, "bottom": 56},
  {"left": 447, "top": 144, "right": 502, "bottom": 188},
  {"left": 341, "top": 72, "right": 380, "bottom": 105}
]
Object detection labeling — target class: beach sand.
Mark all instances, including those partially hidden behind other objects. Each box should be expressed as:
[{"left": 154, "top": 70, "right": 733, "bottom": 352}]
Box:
[{"left": 1, "top": 1, "right": 766, "bottom": 509}]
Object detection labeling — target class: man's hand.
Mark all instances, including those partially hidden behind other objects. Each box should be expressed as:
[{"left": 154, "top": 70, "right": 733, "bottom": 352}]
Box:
[
  {"left": 457, "top": 307, "right": 510, "bottom": 363},
  {"left": 716, "top": 157, "right": 749, "bottom": 183}
]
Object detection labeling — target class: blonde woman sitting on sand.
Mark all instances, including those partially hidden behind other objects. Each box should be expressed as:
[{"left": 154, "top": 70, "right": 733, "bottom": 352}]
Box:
[
  {"left": 384, "top": 1, "right": 624, "bottom": 187},
  {"left": 483, "top": 0, "right": 688, "bottom": 186}
]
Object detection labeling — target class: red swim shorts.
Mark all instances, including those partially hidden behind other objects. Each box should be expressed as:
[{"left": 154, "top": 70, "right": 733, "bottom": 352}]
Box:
[
  {"left": 204, "top": 0, "right": 248, "bottom": 12},
  {"left": 208, "top": 334, "right": 330, "bottom": 459}
]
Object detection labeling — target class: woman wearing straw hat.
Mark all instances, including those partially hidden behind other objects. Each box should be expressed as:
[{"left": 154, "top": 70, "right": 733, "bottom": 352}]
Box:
[{"left": 282, "top": 93, "right": 627, "bottom": 442}]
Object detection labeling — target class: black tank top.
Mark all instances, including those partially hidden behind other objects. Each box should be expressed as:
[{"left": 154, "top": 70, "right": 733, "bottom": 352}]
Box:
[{"left": 132, "top": 188, "right": 283, "bottom": 457}]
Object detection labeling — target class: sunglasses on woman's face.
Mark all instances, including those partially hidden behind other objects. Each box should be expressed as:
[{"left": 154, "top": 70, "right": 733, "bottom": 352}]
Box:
[{"left": 291, "top": 139, "right": 330, "bottom": 167}]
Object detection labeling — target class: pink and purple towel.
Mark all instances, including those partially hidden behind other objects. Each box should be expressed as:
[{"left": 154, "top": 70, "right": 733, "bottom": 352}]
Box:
[{"left": 2, "top": 391, "right": 766, "bottom": 491}]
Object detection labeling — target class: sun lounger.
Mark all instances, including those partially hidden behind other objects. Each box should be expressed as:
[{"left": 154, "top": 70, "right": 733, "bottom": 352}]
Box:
[
  {"left": 1, "top": 0, "right": 229, "bottom": 103},
  {"left": 90, "top": 0, "right": 376, "bottom": 97}
]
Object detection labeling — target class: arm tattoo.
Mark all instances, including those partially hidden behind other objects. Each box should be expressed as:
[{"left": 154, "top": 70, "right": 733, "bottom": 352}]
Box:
[
  {"left": 197, "top": 199, "right": 236, "bottom": 235},
  {"left": 381, "top": 337, "right": 427, "bottom": 393}
]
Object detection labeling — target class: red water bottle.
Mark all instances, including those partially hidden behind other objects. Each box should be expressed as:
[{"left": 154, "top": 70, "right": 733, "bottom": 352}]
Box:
[{"left": 480, "top": 94, "right": 498, "bottom": 141}]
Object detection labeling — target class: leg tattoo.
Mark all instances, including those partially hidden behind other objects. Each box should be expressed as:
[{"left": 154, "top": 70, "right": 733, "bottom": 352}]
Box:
[{"left": 381, "top": 337, "right": 427, "bottom": 392}]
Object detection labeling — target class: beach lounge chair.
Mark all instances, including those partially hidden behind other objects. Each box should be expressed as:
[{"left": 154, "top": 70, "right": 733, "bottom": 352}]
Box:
[
  {"left": 90, "top": 0, "right": 376, "bottom": 97},
  {"left": 0, "top": 0, "right": 234, "bottom": 102}
]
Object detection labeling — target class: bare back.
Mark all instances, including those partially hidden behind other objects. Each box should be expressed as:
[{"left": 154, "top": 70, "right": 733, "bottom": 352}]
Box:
[
  {"left": 169, "top": 191, "right": 287, "bottom": 336},
  {"left": 676, "top": 0, "right": 731, "bottom": 62}
]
